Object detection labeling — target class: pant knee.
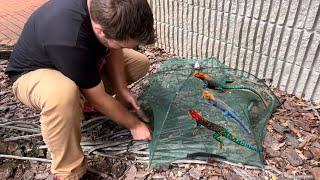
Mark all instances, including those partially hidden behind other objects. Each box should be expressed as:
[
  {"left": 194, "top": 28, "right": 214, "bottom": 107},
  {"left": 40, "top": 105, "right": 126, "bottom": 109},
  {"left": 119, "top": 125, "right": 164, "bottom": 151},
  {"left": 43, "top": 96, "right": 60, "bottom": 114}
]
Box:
[{"left": 40, "top": 78, "right": 82, "bottom": 124}]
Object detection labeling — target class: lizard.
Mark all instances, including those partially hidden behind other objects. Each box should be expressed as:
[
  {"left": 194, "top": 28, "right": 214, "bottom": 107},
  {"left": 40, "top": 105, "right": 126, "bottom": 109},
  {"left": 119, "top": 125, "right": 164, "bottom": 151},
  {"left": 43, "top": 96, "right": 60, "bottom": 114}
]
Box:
[
  {"left": 202, "top": 90, "right": 251, "bottom": 134},
  {"left": 193, "top": 71, "right": 268, "bottom": 108},
  {"left": 188, "top": 109, "right": 263, "bottom": 152}
]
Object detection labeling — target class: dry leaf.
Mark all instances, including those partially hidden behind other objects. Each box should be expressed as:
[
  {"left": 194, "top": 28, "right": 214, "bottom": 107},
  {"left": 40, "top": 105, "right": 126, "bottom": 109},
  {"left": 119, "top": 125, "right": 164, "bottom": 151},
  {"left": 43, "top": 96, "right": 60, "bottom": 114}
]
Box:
[
  {"left": 271, "top": 142, "right": 286, "bottom": 151},
  {"left": 295, "top": 149, "right": 308, "bottom": 161}
]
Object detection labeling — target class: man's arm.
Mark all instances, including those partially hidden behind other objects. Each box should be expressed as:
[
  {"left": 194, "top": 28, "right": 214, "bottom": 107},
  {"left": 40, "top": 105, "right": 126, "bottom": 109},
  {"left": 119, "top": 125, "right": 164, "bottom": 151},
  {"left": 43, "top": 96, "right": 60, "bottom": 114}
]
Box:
[
  {"left": 106, "top": 49, "right": 127, "bottom": 91},
  {"left": 81, "top": 81, "right": 151, "bottom": 140},
  {"left": 105, "top": 48, "right": 140, "bottom": 109}
]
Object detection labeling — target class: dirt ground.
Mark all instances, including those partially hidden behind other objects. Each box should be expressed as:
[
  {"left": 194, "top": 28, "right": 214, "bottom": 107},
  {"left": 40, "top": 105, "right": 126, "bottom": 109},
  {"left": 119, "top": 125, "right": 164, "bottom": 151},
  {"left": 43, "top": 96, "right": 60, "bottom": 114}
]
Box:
[{"left": 0, "top": 45, "right": 319, "bottom": 179}]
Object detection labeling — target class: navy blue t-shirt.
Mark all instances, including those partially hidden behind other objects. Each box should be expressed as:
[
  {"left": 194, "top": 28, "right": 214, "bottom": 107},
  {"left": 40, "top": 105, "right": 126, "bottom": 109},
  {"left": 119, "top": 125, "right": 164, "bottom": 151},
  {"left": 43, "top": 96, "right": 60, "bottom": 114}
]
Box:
[{"left": 5, "top": 0, "right": 107, "bottom": 88}]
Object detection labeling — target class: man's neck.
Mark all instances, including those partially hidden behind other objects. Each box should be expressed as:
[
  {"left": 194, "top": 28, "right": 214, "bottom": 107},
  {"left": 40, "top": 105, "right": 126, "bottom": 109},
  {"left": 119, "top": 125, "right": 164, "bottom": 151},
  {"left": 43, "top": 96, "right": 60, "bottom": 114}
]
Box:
[{"left": 87, "top": 0, "right": 92, "bottom": 15}]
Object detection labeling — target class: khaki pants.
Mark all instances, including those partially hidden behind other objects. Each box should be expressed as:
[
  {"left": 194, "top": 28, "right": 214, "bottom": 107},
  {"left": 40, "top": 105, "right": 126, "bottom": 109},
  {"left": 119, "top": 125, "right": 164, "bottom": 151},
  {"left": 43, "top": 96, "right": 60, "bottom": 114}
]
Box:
[{"left": 11, "top": 49, "right": 149, "bottom": 179}]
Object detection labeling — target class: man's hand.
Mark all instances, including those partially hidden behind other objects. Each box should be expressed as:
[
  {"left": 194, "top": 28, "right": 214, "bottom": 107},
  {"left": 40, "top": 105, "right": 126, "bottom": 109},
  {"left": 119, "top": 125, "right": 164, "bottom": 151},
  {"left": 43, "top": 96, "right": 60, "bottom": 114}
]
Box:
[
  {"left": 130, "top": 121, "right": 152, "bottom": 140},
  {"left": 116, "top": 88, "right": 140, "bottom": 110}
]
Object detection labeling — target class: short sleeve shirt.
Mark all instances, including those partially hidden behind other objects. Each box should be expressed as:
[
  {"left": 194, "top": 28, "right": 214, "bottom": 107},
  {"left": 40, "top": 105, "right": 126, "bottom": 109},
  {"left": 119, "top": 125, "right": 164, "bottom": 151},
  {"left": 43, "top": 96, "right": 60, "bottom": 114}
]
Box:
[{"left": 5, "top": 0, "right": 107, "bottom": 88}]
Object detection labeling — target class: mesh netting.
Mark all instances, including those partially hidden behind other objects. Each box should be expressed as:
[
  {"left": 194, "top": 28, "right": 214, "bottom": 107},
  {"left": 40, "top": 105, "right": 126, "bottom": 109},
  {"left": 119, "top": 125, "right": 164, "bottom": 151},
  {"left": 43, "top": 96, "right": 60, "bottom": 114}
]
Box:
[{"left": 139, "top": 57, "right": 281, "bottom": 168}]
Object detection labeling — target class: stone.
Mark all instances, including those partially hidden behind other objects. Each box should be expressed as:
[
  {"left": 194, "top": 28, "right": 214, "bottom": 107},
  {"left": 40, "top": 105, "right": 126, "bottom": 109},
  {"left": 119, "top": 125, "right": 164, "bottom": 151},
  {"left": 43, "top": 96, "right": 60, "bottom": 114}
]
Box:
[
  {"left": 7, "top": 142, "right": 18, "bottom": 153},
  {"left": 0, "top": 166, "right": 13, "bottom": 179},
  {"left": 152, "top": 173, "right": 166, "bottom": 179},
  {"left": 224, "top": 170, "right": 241, "bottom": 180},
  {"left": 135, "top": 171, "right": 149, "bottom": 180},
  {"left": 34, "top": 172, "right": 49, "bottom": 180},
  {"left": 180, "top": 174, "right": 191, "bottom": 180},
  {"left": 312, "top": 141, "right": 320, "bottom": 149},
  {"left": 0, "top": 106, "right": 9, "bottom": 112},
  {"left": 273, "top": 122, "right": 286, "bottom": 133},
  {"left": 310, "top": 147, "right": 320, "bottom": 161},
  {"left": 176, "top": 169, "right": 187, "bottom": 177},
  {"left": 188, "top": 167, "right": 202, "bottom": 180},
  {"left": 37, "top": 164, "right": 47, "bottom": 171},
  {"left": 123, "top": 165, "right": 137, "bottom": 180},
  {"left": 23, "top": 170, "right": 35, "bottom": 180},
  {"left": 4, "top": 113, "right": 13, "bottom": 119},
  {"left": 266, "top": 147, "right": 281, "bottom": 157},
  {"left": 208, "top": 176, "right": 219, "bottom": 180},
  {"left": 13, "top": 149, "right": 24, "bottom": 156},
  {"left": 0, "top": 141, "right": 8, "bottom": 153},
  {"left": 303, "top": 150, "right": 313, "bottom": 160},
  {"left": 285, "top": 134, "right": 299, "bottom": 148},
  {"left": 286, "top": 149, "right": 303, "bottom": 167},
  {"left": 14, "top": 164, "right": 24, "bottom": 179}
]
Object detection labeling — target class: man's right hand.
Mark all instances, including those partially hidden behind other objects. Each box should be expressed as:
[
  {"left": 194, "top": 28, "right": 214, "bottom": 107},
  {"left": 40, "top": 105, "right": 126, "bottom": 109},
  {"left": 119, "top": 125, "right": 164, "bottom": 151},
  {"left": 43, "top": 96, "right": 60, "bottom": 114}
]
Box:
[{"left": 130, "top": 121, "right": 152, "bottom": 140}]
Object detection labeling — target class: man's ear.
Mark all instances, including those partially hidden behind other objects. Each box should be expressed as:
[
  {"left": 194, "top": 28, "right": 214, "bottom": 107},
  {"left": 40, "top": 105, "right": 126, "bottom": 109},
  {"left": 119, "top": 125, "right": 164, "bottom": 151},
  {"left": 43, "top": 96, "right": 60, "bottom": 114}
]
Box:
[{"left": 92, "top": 22, "right": 105, "bottom": 38}]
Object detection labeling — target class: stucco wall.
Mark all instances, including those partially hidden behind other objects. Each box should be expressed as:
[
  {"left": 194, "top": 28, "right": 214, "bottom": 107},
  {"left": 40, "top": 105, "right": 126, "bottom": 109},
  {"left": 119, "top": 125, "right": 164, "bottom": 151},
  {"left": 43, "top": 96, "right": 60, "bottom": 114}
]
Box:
[{"left": 148, "top": 0, "right": 320, "bottom": 103}]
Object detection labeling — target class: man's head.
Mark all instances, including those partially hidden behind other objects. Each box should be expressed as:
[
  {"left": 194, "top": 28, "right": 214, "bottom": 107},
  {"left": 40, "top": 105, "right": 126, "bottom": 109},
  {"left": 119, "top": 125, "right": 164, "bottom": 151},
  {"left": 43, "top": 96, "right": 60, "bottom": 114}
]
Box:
[{"left": 88, "top": 0, "right": 156, "bottom": 49}]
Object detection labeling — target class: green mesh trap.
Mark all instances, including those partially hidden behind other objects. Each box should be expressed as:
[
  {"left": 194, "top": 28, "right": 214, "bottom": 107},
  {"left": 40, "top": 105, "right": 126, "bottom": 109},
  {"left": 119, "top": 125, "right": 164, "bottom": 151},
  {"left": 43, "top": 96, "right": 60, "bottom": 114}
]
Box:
[{"left": 139, "top": 57, "right": 280, "bottom": 168}]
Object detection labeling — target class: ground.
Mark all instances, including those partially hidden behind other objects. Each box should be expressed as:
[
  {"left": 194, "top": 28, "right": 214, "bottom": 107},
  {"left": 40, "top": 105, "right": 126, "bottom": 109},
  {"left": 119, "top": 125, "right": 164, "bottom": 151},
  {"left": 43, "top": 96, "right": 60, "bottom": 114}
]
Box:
[{"left": 0, "top": 45, "right": 319, "bottom": 180}]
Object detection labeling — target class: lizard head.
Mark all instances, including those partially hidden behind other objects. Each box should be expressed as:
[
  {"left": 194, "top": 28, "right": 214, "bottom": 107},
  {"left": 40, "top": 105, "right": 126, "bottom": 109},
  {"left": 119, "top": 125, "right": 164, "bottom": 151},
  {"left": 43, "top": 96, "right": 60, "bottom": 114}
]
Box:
[
  {"left": 202, "top": 90, "right": 215, "bottom": 100},
  {"left": 193, "top": 71, "right": 205, "bottom": 80},
  {"left": 188, "top": 109, "right": 204, "bottom": 121}
]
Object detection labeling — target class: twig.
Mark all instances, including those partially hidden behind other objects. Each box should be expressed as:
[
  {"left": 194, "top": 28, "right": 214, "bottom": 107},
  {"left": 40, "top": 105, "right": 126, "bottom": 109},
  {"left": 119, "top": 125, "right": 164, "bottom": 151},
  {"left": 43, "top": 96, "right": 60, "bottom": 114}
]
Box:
[
  {"left": 0, "top": 115, "right": 40, "bottom": 122},
  {"left": 312, "top": 108, "right": 320, "bottom": 120},
  {"left": 109, "top": 131, "right": 131, "bottom": 140},
  {"left": 129, "top": 151, "right": 149, "bottom": 155},
  {"left": 1, "top": 121, "right": 41, "bottom": 129},
  {"left": 232, "top": 167, "right": 256, "bottom": 180},
  {"left": 4, "top": 133, "right": 42, "bottom": 141},
  {"left": 304, "top": 104, "right": 320, "bottom": 120},
  {"left": 92, "top": 151, "right": 120, "bottom": 159},
  {"left": 128, "top": 74, "right": 148, "bottom": 90},
  {"left": 283, "top": 174, "right": 314, "bottom": 179},
  {"left": 81, "top": 116, "right": 108, "bottom": 128},
  {"left": 12, "top": 115, "right": 40, "bottom": 120},
  {"left": 0, "top": 124, "right": 41, "bottom": 133},
  {"left": 176, "top": 157, "right": 277, "bottom": 173},
  {"left": 82, "top": 120, "right": 107, "bottom": 133},
  {"left": 0, "top": 154, "right": 51, "bottom": 163},
  {"left": 80, "top": 141, "right": 105, "bottom": 146},
  {"left": 6, "top": 102, "right": 19, "bottom": 106},
  {"left": 304, "top": 105, "right": 320, "bottom": 110},
  {"left": 0, "top": 90, "right": 10, "bottom": 96},
  {"left": 87, "top": 140, "right": 131, "bottom": 154}
]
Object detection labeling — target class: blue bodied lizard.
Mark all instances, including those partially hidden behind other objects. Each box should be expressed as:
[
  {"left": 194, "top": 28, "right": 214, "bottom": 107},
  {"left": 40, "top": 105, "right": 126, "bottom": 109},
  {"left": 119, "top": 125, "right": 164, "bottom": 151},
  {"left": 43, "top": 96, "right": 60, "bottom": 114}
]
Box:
[{"left": 202, "top": 90, "right": 251, "bottom": 134}]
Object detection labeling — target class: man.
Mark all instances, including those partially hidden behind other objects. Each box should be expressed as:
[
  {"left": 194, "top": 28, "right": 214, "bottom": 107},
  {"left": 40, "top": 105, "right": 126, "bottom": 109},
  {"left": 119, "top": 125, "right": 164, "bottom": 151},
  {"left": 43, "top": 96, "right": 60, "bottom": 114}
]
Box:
[{"left": 5, "top": 0, "right": 155, "bottom": 179}]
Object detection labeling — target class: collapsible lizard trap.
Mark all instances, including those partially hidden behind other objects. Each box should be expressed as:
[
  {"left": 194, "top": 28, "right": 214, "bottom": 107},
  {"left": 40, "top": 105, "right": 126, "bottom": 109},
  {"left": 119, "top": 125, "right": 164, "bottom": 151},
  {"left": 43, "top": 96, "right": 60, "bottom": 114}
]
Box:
[{"left": 139, "top": 57, "right": 280, "bottom": 167}]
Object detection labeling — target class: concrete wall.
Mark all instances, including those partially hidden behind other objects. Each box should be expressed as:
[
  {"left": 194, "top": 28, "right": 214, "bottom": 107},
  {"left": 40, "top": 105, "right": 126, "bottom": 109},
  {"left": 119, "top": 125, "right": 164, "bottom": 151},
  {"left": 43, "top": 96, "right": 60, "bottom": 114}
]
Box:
[{"left": 148, "top": 0, "right": 320, "bottom": 104}]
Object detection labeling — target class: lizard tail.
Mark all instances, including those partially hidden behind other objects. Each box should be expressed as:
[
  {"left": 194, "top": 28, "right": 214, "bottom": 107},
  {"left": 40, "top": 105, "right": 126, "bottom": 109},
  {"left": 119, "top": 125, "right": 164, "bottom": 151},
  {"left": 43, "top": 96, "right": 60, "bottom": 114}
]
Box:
[
  {"left": 224, "top": 132, "right": 263, "bottom": 152},
  {"left": 229, "top": 85, "right": 268, "bottom": 108},
  {"left": 232, "top": 117, "right": 251, "bottom": 134}
]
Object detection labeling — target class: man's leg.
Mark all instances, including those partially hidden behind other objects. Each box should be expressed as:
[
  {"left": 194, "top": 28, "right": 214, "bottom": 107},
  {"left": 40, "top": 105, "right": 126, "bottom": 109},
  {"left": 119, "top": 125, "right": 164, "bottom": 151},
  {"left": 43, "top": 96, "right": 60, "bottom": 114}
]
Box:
[
  {"left": 12, "top": 69, "right": 86, "bottom": 179},
  {"left": 101, "top": 48, "right": 150, "bottom": 94}
]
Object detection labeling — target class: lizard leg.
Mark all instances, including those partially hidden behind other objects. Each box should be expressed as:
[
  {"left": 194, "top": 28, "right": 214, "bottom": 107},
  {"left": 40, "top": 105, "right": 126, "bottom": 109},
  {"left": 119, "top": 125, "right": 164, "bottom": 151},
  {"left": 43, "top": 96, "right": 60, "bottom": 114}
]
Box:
[
  {"left": 225, "top": 79, "right": 234, "bottom": 83},
  {"left": 223, "top": 111, "right": 229, "bottom": 120},
  {"left": 212, "top": 133, "right": 224, "bottom": 149},
  {"left": 203, "top": 80, "right": 209, "bottom": 88},
  {"left": 192, "top": 122, "right": 202, "bottom": 135},
  {"left": 215, "top": 87, "right": 223, "bottom": 91}
]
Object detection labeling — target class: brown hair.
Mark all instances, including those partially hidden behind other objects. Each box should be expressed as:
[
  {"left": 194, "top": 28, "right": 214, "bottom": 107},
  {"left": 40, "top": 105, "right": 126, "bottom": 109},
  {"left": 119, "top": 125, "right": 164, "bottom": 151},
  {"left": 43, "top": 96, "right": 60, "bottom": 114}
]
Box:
[{"left": 90, "top": 0, "right": 156, "bottom": 44}]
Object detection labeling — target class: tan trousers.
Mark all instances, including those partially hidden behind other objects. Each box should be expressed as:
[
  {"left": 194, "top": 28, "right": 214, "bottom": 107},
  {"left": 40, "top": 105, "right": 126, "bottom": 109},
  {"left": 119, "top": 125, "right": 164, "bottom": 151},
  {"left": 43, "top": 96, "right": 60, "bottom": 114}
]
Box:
[{"left": 11, "top": 49, "right": 149, "bottom": 179}]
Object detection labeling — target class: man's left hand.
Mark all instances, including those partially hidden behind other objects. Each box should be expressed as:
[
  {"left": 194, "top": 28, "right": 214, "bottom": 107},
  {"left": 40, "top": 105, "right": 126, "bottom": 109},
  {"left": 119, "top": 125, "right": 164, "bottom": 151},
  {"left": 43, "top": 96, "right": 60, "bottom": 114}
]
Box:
[{"left": 116, "top": 88, "right": 140, "bottom": 110}]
